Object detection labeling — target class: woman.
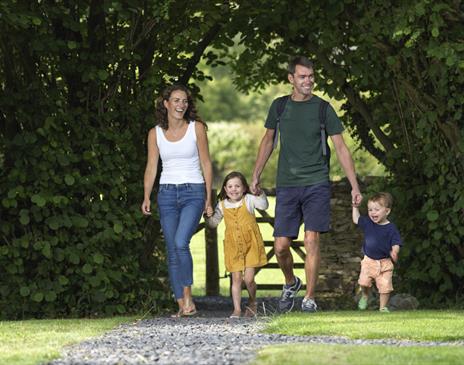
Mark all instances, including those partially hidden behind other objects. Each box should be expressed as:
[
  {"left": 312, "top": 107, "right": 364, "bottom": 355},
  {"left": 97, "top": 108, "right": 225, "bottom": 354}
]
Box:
[{"left": 141, "top": 84, "right": 213, "bottom": 317}]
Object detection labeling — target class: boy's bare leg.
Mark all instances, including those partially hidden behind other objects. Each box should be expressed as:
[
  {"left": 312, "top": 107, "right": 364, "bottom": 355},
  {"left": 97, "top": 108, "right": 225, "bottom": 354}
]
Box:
[
  {"left": 304, "top": 231, "right": 320, "bottom": 299},
  {"left": 379, "top": 293, "right": 390, "bottom": 309},
  {"left": 361, "top": 286, "right": 370, "bottom": 299},
  {"left": 230, "top": 271, "right": 243, "bottom": 317},
  {"left": 275, "top": 236, "right": 295, "bottom": 285}
]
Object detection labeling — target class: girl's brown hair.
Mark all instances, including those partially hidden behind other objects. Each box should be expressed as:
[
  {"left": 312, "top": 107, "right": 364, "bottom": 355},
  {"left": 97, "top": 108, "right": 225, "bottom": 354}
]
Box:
[
  {"left": 154, "top": 84, "right": 206, "bottom": 130},
  {"left": 218, "top": 171, "right": 250, "bottom": 201}
]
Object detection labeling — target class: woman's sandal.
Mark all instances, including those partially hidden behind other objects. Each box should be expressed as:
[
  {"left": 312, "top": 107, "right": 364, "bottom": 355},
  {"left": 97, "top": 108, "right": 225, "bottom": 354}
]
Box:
[
  {"left": 182, "top": 305, "right": 197, "bottom": 316},
  {"left": 170, "top": 308, "right": 183, "bottom": 318}
]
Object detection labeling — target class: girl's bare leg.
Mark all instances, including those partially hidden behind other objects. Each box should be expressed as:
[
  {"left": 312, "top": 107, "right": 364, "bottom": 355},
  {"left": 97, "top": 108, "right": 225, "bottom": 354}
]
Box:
[
  {"left": 244, "top": 267, "right": 257, "bottom": 316},
  {"left": 230, "top": 271, "right": 243, "bottom": 317}
]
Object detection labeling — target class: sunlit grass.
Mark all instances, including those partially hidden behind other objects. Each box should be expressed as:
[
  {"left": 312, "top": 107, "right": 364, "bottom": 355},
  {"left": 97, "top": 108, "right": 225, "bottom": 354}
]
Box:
[
  {"left": 252, "top": 310, "right": 464, "bottom": 365},
  {"left": 254, "top": 343, "right": 464, "bottom": 365},
  {"left": 0, "top": 317, "right": 134, "bottom": 365},
  {"left": 264, "top": 310, "right": 464, "bottom": 341}
]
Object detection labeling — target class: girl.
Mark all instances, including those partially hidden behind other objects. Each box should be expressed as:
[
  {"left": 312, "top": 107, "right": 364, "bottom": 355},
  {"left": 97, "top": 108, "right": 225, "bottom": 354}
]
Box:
[
  {"left": 206, "top": 171, "right": 268, "bottom": 318},
  {"left": 141, "top": 84, "right": 213, "bottom": 318}
]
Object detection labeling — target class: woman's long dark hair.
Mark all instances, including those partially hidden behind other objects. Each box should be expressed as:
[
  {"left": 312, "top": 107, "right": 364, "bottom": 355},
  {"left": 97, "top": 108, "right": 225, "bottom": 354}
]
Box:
[
  {"left": 217, "top": 171, "right": 251, "bottom": 201},
  {"left": 154, "top": 84, "right": 206, "bottom": 130}
]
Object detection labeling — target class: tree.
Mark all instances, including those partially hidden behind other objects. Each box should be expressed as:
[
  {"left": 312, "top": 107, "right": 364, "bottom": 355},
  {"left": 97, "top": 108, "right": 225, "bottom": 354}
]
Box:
[
  {"left": 0, "top": 0, "right": 234, "bottom": 318},
  {"left": 1, "top": 1, "right": 462, "bottom": 317},
  {"left": 218, "top": 0, "right": 464, "bottom": 304}
]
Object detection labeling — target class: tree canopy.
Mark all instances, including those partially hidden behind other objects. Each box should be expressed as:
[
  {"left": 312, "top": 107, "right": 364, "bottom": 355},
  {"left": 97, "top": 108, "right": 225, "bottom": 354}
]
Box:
[
  {"left": 218, "top": 0, "right": 464, "bottom": 303},
  {"left": 1, "top": 1, "right": 463, "bottom": 318}
]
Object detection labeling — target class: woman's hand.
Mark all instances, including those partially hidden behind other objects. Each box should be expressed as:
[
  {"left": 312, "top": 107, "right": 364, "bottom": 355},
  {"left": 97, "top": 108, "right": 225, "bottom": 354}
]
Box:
[
  {"left": 141, "top": 199, "right": 152, "bottom": 215},
  {"left": 204, "top": 202, "right": 213, "bottom": 217}
]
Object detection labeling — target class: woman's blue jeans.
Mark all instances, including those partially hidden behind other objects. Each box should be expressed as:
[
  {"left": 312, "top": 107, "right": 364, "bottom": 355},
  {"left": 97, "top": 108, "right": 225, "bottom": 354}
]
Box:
[{"left": 157, "top": 183, "right": 205, "bottom": 299}]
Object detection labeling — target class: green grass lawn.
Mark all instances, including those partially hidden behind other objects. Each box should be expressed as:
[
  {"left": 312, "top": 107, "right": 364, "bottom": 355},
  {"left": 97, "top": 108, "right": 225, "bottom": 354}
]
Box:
[
  {"left": 264, "top": 310, "right": 464, "bottom": 341},
  {"left": 2, "top": 311, "right": 463, "bottom": 365},
  {"left": 0, "top": 317, "right": 135, "bottom": 365},
  {"left": 254, "top": 344, "right": 464, "bottom": 365},
  {"left": 253, "top": 310, "right": 464, "bottom": 365}
]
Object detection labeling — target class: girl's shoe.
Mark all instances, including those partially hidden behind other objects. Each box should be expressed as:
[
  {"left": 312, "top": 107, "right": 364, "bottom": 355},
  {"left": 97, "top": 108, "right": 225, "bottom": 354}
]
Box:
[
  {"left": 244, "top": 303, "right": 257, "bottom": 317},
  {"left": 229, "top": 310, "right": 241, "bottom": 319},
  {"left": 358, "top": 296, "right": 368, "bottom": 310}
]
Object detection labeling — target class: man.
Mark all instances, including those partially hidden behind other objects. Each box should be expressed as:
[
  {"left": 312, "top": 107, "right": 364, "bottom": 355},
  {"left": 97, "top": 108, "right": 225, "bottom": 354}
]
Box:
[{"left": 250, "top": 56, "right": 363, "bottom": 313}]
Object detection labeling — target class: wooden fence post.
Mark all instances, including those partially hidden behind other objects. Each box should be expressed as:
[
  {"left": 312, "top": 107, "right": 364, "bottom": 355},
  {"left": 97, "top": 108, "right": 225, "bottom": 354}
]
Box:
[
  {"left": 205, "top": 224, "right": 219, "bottom": 295},
  {"left": 205, "top": 191, "right": 219, "bottom": 296}
]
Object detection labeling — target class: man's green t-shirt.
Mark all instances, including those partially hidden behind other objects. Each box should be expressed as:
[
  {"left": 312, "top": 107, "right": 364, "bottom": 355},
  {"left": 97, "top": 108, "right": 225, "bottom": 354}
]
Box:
[{"left": 265, "top": 95, "right": 344, "bottom": 187}]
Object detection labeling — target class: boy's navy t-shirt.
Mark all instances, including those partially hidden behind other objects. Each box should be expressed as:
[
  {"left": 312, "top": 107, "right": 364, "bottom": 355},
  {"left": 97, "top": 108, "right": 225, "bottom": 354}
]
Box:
[{"left": 358, "top": 216, "right": 402, "bottom": 259}]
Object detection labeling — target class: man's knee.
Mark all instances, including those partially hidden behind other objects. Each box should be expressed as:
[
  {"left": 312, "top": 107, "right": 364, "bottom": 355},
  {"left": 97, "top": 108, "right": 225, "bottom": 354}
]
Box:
[
  {"left": 304, "top": 232, "right": 320, "bottom": 256},
  {"left": 274, "top": 237, "right": 291, "bottom": 257}
]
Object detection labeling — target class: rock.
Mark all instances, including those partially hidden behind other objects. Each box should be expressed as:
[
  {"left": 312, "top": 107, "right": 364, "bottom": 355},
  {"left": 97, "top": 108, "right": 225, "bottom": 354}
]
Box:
[{"left": 388, "top": 293, "right": 420, "bottom": 310}]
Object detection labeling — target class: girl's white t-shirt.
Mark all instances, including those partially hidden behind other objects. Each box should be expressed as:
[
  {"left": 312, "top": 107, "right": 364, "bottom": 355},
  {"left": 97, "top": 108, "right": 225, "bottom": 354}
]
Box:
[
  {"left": 156, "top": 121, "right": 204, "bottom": 184},
  {"left": 206, "top": 193, "right": 269, "bottom": 228}
]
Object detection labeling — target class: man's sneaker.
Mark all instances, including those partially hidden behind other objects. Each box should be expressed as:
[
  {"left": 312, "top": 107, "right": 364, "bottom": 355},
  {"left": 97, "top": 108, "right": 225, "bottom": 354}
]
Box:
[
  {"left": 358, "top": 296, "right": 368, "bottom": 310},
  {"left": 301, "top": 297, "right": 318, "bottom": 313},
  {"left": 278, "top": 276, "right": 302, "bottom": 313}
]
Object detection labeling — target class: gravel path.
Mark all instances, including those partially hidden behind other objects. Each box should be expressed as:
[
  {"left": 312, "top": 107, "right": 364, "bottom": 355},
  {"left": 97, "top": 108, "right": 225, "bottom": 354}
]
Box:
[{"left": 48, "top": 297, "right": 464, "bottom": 365}]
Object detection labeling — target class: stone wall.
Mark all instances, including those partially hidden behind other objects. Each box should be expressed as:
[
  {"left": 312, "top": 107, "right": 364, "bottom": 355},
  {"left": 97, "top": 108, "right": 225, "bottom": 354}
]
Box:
[{"left": 317, "top": 178, "right": 365, "bottom": 309}]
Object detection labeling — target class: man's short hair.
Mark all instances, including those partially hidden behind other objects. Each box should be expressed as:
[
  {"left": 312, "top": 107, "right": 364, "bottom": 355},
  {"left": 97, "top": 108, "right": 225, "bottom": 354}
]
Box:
[
  {"left": 288, "top": 56, "right": 314, "bottom": 74},
  {"left": 369, "top": 192, "right": 393, "bottom": 209}
]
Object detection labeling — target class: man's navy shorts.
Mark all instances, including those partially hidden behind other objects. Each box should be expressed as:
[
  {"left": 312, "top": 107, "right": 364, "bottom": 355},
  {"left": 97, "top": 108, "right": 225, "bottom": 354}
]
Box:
[{"left": 274, "top": 181, "right": 331, "bottom": 238}]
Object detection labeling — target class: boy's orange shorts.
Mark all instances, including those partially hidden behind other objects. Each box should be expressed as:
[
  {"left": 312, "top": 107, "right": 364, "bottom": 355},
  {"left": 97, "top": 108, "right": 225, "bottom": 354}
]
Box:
[{"left": 358, "top": 255, "right": 394, "bottom": 294}]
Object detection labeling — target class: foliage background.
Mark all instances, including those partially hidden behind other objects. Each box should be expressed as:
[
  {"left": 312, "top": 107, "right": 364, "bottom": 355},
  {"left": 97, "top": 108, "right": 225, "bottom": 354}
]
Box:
[
  {"left": 0, "top": 0, "right": 231, "bottom": 318},
  {"left": 1, "top": 1, "right": 463, "bottom": 319}
]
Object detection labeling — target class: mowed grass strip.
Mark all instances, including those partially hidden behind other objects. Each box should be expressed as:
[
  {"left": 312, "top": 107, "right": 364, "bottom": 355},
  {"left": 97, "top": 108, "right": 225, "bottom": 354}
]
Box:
[
  {"left": 254, "top": 310, "right": 464, "bottom": 365},
  {"left": 253, "top": 343, "right": 464, "bottom": 365},
  {"left": 264, "top": 310, "right": 464, "bottom": 342},
  {"left": 0, "top": 317, "right": 135, "bottom": 365}
]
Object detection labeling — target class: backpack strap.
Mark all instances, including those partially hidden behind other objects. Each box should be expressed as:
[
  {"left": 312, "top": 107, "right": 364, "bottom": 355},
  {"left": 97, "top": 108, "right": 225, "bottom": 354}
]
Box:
[
  {"left": 319, "top": 100, "right": 329, "bottom": 156},
  {"left": 272, "top": 95, "right": 289, "bottom": 150}
]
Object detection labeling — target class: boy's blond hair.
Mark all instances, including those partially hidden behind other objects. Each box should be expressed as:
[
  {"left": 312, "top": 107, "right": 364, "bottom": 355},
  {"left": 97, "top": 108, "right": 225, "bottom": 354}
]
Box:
[{"left": 368, "top": 192, "right": 393, "bottom": 209}]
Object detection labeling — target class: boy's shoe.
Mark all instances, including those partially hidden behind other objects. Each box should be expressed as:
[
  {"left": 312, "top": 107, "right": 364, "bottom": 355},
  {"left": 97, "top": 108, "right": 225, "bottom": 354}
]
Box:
[
  {"left": 278, "top": 276, "right": 302, "bottom": 313},
  {"left": 358, "top": 296, "right": 368, "bottom": 310},
  {"left": 379, "top": 307, "right": 390, "bottom": 313},
  {"left": 301, "top": 297, "right": 318, "bottom": 313}
]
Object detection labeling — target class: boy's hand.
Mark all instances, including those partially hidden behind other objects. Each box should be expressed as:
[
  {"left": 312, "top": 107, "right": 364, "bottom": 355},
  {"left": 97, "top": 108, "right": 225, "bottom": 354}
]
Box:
[{"left": 390, "top": 245, "right": 400, "bottom": 263}]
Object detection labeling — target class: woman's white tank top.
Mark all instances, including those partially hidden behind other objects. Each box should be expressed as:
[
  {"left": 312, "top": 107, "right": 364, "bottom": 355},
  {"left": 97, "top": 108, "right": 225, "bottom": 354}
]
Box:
[{"left": 155, "top": 121, "right": 204, "bottom": 184}]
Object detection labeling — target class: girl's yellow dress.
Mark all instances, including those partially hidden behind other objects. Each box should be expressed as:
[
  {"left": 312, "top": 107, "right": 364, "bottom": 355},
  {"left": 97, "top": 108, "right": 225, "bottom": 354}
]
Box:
[{"left": 221, "top": 198, "right": 267, "bottom": 272}]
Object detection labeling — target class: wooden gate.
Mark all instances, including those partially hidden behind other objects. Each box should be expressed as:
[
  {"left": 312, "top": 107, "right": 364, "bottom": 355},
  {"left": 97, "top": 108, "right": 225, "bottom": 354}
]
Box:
[{"left": 197, "top": 188, "right": 307, "bottom": 295}]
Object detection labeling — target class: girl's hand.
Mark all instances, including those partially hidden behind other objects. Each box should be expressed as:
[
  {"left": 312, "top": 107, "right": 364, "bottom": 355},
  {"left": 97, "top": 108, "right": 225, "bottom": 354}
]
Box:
[{"left": 141, "top": 199, "right": 152, "bottom": 215}]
